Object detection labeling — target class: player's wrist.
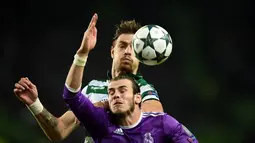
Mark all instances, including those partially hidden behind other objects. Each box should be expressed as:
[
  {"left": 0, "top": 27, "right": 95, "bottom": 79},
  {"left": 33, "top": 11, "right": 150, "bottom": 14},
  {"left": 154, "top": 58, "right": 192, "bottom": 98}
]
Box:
[
  {"left": 76, "top": 51, "right": 89, "bottom": 58},
  {"left": 27, "top": 98, "right": 44, "bottom": 115},
  {"left": 76, "top": 48, "right": 89, "bottom": 58},
  {"left": 73, "top": 53, "right": 88, "bottom": 66}
]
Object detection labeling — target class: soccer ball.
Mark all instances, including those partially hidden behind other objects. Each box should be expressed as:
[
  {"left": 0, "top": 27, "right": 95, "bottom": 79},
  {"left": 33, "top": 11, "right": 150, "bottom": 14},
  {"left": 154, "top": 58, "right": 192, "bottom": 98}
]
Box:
[{"left": 132, "top": 25, "right": 173, "bottom": 66}]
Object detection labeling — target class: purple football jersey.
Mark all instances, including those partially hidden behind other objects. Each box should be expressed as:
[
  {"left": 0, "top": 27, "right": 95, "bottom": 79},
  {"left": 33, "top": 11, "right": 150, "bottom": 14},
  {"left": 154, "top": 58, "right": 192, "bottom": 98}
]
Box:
[{"left": 63, "top": 86, "right": 198, "bottom": 143}]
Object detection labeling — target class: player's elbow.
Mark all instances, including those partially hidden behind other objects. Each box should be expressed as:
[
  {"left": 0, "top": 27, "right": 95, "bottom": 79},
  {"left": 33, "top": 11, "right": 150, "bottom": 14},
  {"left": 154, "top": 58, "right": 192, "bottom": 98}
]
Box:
[
  {"left": 45, "top": 120, "right": 72, "bottom": 142},
  {"left": 45, "top": 130, "right": 68, "bottom": 142},
  {"left": 44, "top": 133, "right": 63, "bottom": 142},
  {"left": 47, "top": 137, "right": 62, "bottom": 142}
]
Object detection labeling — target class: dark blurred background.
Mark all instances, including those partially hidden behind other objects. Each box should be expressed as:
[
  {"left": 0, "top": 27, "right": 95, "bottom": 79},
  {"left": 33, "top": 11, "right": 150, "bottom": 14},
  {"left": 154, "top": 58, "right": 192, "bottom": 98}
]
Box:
[{"left": 1, "top": 0, "right": 254, "bottom": 143}]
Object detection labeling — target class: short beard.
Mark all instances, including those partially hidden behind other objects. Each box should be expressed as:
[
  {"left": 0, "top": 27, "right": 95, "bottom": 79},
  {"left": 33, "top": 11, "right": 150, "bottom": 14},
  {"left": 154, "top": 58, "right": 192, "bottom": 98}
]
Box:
[
  {"left": 119, "top": 63, "right": 133, "bottom": 74},
  {"left": 111, "top": 100, "right": 135, "bottom": 124}
]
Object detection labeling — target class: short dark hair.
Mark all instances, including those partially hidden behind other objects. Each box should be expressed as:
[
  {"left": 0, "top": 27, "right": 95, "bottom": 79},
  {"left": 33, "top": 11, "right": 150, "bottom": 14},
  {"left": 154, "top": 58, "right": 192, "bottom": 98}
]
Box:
[
  {"left": 110, "top": 74, "right": 141, "bottom": 107},
  {"left": 112, "top": 20, "right": 142, "bottom": 41}
]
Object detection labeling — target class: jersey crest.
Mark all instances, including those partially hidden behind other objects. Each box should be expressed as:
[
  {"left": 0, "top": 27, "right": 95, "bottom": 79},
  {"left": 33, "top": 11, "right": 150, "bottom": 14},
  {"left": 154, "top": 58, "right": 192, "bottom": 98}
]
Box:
[{"left": 143, "top": 132, "right": 154, "bottom": 143}]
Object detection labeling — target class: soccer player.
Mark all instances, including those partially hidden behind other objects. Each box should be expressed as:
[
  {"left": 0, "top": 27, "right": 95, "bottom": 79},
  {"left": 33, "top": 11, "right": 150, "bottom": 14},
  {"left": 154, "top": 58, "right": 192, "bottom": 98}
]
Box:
[
  {"left": 63, "top": 74, "right": 198, "bottom": 142},
  {"left": 13, "top": 13, "right": 162, "bottom": 142}
]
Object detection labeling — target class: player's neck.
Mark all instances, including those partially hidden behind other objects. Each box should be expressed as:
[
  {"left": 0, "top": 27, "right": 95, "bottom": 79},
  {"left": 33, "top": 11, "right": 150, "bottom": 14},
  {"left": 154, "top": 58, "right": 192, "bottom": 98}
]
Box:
[
  {"left": 112, "top": 69, "right": 137, "bottom": 78},
  {"left": 118, "top": 108, "right": 142, "bottom": 128}
]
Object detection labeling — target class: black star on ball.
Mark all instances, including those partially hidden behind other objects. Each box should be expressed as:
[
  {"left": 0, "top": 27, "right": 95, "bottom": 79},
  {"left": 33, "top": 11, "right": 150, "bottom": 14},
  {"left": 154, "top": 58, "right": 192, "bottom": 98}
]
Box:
[{"left": 140, "top": 32, "right": 158, "bottom": 49}]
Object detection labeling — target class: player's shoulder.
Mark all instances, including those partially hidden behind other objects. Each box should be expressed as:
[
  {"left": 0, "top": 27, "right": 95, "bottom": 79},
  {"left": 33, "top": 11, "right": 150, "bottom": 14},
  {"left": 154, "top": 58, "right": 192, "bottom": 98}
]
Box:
[
  {"left": 142, "top": 113, "right": 180, "bottom": 129},
  {"left": 142, "top": 112, "right": 182, "bottom": 125},
  {"left": 141, "top": 112, "right": 167, "bottom": 126}
]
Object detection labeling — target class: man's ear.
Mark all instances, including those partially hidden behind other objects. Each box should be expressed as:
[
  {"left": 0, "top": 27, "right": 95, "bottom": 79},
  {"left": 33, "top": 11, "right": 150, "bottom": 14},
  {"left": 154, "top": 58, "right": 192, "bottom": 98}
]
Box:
[
  {"left": 111, "top": 46, "right": 114, "bottom": 59},
  {"left": 135, "top": 93, "right": 142, "bottom": 105}
]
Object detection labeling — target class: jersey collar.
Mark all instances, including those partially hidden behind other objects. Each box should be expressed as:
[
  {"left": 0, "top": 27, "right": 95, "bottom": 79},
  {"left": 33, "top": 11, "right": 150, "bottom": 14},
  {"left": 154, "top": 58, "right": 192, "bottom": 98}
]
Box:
[
  {"left": 106, "top": 70, "right": 143, "bottom": 80},
  {"left": 119, "top": 111, "right": 144, "bottom": 129}
]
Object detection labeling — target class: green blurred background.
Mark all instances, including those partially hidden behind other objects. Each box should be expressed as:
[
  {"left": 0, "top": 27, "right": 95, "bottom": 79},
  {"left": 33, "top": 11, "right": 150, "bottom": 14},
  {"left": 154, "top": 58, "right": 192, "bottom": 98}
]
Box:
[{"left": 1, "top": 0, "right": 254, "bottom": 142}]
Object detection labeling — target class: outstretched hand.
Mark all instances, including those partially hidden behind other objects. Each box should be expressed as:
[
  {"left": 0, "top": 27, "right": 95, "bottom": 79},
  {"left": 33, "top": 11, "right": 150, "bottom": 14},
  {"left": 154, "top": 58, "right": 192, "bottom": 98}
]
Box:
[
  {"left": 14, "top": 77, "right": 38, "bottom": 106},
  {"left": 77, "top": 13, "right": 98, "bottom": 56}
]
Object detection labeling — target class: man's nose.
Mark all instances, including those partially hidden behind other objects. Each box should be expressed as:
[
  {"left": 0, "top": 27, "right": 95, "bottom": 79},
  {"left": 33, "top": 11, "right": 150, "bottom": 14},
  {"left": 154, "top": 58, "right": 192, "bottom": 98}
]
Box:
[
  {"left": 124, "top": 44, "right": 132, "bottom": 54},
  {"left": 113, "top": 93, "right": 120, "bottom": 99}
]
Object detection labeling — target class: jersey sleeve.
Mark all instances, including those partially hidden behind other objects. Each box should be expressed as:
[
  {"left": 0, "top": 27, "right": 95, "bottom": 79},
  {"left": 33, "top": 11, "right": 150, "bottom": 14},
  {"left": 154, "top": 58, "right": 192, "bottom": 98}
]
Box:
[
  {"left": 136, "top": 77, "right": 160, "bottom": 102},
  {"left": 163, "top": 115, "right": 198, "bottom": 143},
  {"left": 63, "top": 85, "right": 110, "bottom": 139}
]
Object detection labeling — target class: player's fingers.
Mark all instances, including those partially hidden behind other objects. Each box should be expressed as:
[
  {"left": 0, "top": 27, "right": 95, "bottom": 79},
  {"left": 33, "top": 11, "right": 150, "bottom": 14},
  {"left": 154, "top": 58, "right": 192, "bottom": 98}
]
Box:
[
  {"left": 23, "top": 77, "right": 32, "bottom": 86},
  {"left": 26, "top": 78, "right": 36, "bottom": 89},
  {"left": 88, "top": 13, "right": 98, "bottom": 29},
  {"left": 15, "top": 83, "right": 25, "bottom": 90},
  {"left": 24, "top": 77, "right": 35, "bottom": 89},
  {"left": 92, "top": 13, "right": 98, "bottom": 27},
  {"left": 13, "top": 87, "right": 23, "bottom": 94},
  {"left": 18, "top": 79, "right": 29, "bottom": 89},
  {"left": 22, "top": 77, "right": 33, "bottom": 87},
  {"left": 87, "top": 14, "right": 94, "bottom": 29},
  {"left": 104, "top": 101, "right": 109, "bottom": 108},
  {"left": 25, "top": 79, "right": 37, "bottom": 95},
  {"left": 92, "top": 27, "right": 97, "bottom": 37}
]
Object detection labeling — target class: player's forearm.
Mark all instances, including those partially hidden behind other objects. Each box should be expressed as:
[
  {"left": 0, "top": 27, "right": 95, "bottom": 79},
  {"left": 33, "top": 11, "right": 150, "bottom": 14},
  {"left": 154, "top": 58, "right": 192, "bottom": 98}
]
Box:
[
  {"left": 65, "top": 53, "right": 88, "bottom": 91},
  {"left": 142, "top": 100, "right": 164, "bottom": 112},
  {"left": 33, "top": 108, "right": 71, "bottom": 141}
]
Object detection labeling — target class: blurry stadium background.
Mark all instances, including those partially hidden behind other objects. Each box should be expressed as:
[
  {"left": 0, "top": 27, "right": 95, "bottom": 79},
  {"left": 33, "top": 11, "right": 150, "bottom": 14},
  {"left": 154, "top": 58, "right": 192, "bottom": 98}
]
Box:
[{"left": 1, "top": 0, "right": 254, "bottom": 143}]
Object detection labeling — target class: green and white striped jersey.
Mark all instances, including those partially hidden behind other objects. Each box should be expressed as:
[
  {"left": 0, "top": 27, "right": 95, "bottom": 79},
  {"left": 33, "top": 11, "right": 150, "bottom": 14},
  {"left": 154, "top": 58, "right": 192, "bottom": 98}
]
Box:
[{"left": 81, "top": 74, "right": 159, "bottom": 103}]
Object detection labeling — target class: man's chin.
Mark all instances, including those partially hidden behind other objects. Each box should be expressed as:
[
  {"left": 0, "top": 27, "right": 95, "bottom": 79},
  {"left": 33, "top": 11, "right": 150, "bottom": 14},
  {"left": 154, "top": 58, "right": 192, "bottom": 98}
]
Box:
[
  {"left": 111, "top": 108, "right": 128, "bottom": 116},
  {"left": 112, "top": 109, "right": 125, "bottom": 114},
  {"left": 119, "top": 64, "right": 133, "bottom": 73}
]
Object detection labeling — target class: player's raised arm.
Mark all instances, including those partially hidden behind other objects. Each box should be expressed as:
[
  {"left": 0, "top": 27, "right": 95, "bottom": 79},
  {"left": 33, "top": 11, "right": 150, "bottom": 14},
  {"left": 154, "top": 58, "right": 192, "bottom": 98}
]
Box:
[
  {"left": 65, "top": 13, "right": 98, "bottom": 91},
  {"left": 13, "top": 77, "right": 80, "bottom": 141},
  {"left": 12, "top": 14, "right": 99, "bottom": 142},
  {"left": 63, "top": 13, "right": 110, "bottom": 139},
  {"left": 163, "top": 114, "right": 199, "bottom": 143}
]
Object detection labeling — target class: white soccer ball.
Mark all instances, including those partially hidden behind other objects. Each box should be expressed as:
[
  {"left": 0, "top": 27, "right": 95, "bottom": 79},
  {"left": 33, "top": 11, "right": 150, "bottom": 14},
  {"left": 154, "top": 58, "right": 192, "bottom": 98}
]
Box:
[{"left": 132, "top": 25, "right": 173, "bottom": 66}]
